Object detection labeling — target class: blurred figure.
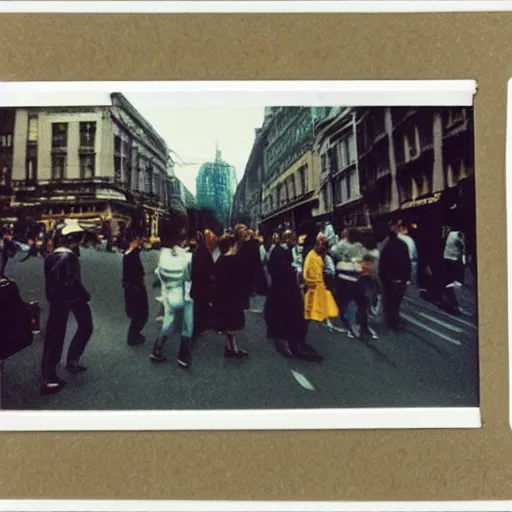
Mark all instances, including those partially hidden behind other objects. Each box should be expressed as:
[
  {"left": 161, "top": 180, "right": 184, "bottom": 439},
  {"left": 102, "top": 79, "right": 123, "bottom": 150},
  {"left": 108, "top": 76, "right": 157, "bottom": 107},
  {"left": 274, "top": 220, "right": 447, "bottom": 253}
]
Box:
[
  {"left": 441, "top": 227, "right": 466, "bottom": 315},
  {"left": 397, "top": 220, "right": 418, "bottom": 286},
  {"left": 378, "top": 224, "right": 411, "bottom": 331},
  {"left": 122, "top": 227, "right": 148, "bottom": 346},
  {"left": 41, "top": 219, "right": 93, "bottom": 395},
  {"left": 265, "top": 228, "right": 323, "bottom": 362},
  {"left": 190, "top": 229, "right": 217, "bottom": 339},
  {"left": 212, "top": 233, "right": 249, "bottom": 357},
  {"left": 151, "top": 219, "right": 193, "bottom": 368}
]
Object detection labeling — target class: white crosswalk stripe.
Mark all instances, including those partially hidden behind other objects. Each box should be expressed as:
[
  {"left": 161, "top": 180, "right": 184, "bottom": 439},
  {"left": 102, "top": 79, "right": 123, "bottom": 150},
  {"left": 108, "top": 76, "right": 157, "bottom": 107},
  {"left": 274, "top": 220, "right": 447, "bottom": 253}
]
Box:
[{"left": 400, "top": 312, "right": 462, "bottom": 346}]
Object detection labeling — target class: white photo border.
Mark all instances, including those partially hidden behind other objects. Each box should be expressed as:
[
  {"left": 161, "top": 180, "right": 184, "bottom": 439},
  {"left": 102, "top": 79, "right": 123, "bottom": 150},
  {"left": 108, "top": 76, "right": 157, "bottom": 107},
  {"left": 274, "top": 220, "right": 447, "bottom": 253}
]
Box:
[
  {"left": 0, "top": 80, "right": 480, "bottom": 432},
  {"left": 2, "top": 500, "right": 512, "bottom": 512},
  {"left": 507, "top": 78, "right": 512, "bottom": 430},
  {"left": 1, "top": 1, "right": 512, "bottom": 14}
]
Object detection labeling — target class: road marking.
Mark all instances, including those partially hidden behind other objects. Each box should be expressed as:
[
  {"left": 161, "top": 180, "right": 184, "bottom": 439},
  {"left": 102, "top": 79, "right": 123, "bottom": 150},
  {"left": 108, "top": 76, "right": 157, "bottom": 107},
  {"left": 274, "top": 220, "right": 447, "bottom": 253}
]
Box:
[
  {"left": 417, "top": 312, "right": 465, "bottom": 333},
  {"left": 400, "top": 313, "right": 462, "bottom": 346},
  {"left": 403, "top": 295, "right": 477, "bottom": 329},
  {"left": 291, "top": 370, "right": 315, "bottom": 391}
]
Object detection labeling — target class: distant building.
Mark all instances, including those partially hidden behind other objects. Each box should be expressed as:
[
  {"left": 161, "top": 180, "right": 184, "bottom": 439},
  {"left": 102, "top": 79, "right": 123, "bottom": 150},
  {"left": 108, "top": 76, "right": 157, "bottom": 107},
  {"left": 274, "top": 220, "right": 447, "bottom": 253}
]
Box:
[
  {"left": 4, "top": 93, "right": 174, "bottom": 237},
  {"left": 231, "top": 126, "right": 267, "bottom": 229},
  {"left": 259, "top": 107, "right": 329, "bottom": 235},
  {"left": 195, "top": 147, "right": 237, "bottom": 227}
]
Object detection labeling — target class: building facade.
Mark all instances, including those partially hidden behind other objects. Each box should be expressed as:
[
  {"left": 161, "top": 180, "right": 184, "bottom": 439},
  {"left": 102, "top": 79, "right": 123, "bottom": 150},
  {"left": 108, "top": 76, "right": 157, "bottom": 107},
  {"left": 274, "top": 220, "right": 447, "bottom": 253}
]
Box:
[
  {"left": 0, "top": 108, "right": 15, "bottom": 220},
  {"left": 5, "top": 93, "right": 173, "bottom": 237},
  {"left": 312, "top": 107, "right": 366, "bottom": 227},
  {"left": 195, "top": 148, "right": 237, "bottom": 227},
  {"left": 231, "top": 126, "right": 266, "bottom": 229},
  {"left": 259, "top": 107, "right": 329, "bottom": 235},
  {"left": 357, "top": 106, "right": 475, "bottom": 251}
]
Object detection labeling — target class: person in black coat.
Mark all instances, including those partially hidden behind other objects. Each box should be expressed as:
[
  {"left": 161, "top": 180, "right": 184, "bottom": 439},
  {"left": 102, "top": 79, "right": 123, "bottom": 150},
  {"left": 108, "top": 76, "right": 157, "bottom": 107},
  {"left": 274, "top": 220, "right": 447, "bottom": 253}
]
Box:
[
  {"left": 378, "top": 225, "right": 412, "bottom": 331},
  {"left": 122, "top": 228, "right": 148, "bottom": 346},
  {"left": 264, "top": 229, "right": 323, "bottom": 362},
  {"left": 212, "top": 233, "right": 248, "bottom": 358},
  {"left": 41, "top": 220, "right": 93, "bottom": 395},
  {"left": 190, "top": 230, "right": 216, "bottom": 339}
]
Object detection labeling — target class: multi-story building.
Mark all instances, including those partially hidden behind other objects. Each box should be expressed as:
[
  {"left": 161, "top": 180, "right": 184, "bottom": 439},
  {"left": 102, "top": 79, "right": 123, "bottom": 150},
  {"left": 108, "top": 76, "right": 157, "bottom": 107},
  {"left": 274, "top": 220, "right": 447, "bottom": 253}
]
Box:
[
  {"left": 0, "top": 108, "right": 15, "bottom": 221},
  {"left": 312, "top": 107, "right": 366, "bottom": 228},
  {"left": 195, "top": 147, "right": 237, "bottom": 227},
  {"left": 259, "top": 107, "right": 329, "bottom": 236},
  {"left": 5, "top": 93, "right": 172, "bottom": 237},
  {"left": 230, "top": 126, "right": 267, "bottom": 229},
  {"left": 357, "top": 106, "right": 475, "bottom": 250}
]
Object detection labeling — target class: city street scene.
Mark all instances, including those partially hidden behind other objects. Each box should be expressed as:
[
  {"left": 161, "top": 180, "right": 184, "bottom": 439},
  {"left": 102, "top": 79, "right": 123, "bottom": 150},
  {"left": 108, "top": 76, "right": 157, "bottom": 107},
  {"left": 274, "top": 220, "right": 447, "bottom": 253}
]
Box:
[{"left": 0, "top": 99, "right": 478, "bottom": 411}]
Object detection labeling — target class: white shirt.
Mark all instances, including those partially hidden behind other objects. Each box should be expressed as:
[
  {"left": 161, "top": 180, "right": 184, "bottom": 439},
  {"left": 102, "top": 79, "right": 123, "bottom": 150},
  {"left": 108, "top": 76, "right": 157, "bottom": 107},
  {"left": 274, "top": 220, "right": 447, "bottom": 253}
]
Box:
[{"left": 398, "top": 233, "right": 418, "bottom": 261}]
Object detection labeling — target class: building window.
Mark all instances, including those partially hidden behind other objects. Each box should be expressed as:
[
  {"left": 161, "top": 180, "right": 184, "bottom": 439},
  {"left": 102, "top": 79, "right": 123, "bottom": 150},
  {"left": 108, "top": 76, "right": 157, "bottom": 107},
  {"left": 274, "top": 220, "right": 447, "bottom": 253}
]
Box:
[
  {"left": 345, "top": 172, "right": 352, "bottom": 201},
  {"left": 328, "top": 146, "right": 338, "bottom": 173},
  {"left": 446, "top": 108, "right": 466, "bottom": 129},
  {"left": 114, "top": 156, "right": 122, "bottom": 182},
  {"left": 79, "top": 154, "right": 95, "bottom": 179},
  {"left": 0, "top": 134, "right": 12, "bottom": 147},
  {"left": 281, "top": 182, "right": 288, "bottom": 204},
  {"left": 403, "top": 126, "right": 420, "bottom": 162},
  {"left": 322, "top": 186, "right": 330, "bottom": 210},
  {"left": 321, "top": 153, "right": 328, "bottom": 173},
  {"left": 114, "top": 135, "right": 122, "bottom": 156},
  {"left": 335, "top": 178, "right": 342, "bottom": 205},
  {"left": 51, "top": 154, "right": 66, "bottom": 180},
  {"left": 27, "top": 116, "right": 38, "bottom": 143},
  {"left": 290, "top": 175, "right": 297, "bottom": 199},
  {"left": 52, "top": 123, "right": 68, "bottom": 149},
  {"left": 399, "top": 177, "right": 413, "bottom": 202},
  {"left": 299, "top": 165, "right": 307, "bottom": 195},
  {"left": 146, "top": 167, "right": 154, "bottom": 195},
  {"left": 0, "top": 167, "right": 8, "bottom": 186},
  {"left": 347, "top": 134, "right": 356, "bottom": 163},
  {"left": 26, "top": 157, "right": 37, "bottom": 182},
  {"left": 80, "top": 122, "right": 96, "bottom": 149}
]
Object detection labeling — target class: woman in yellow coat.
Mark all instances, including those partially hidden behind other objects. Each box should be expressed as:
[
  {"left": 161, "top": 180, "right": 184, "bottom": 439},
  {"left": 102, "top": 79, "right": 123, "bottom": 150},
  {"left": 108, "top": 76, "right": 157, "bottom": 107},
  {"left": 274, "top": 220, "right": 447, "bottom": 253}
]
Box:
[{"left": 303, "top": 233, "right": 340, "bottom": 322}]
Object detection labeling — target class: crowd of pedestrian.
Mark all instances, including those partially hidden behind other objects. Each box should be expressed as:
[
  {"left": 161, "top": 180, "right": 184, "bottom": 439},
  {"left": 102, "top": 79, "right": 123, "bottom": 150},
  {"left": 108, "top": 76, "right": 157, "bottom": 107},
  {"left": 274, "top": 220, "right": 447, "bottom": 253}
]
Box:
[{"left": 0, "top": 208, "right": 471, "bottom": 397}]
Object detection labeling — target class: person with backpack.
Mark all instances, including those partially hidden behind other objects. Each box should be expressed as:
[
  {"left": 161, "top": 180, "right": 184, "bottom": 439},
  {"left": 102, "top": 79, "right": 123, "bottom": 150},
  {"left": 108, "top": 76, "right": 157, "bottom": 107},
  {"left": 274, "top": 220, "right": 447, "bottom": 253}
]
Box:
[
  {"left": 150, "top": 217, "right": 193, "bottom": 368},
  {"left": 40, "top": 219, "right": 93, "bottom": 395}
]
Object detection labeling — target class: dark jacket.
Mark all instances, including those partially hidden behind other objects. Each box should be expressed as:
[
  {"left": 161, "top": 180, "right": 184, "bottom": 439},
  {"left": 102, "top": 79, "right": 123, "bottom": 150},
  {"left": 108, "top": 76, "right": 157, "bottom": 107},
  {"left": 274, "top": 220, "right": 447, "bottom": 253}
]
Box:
[
  {"left": 44, "top": 247, "right": 90, "bottom": 304},
  {"left": 122, "top": 247, "right": 145, "bottom": 289},
  {"left": 378, "top": 233, "right": 412, "bottom": 284},
  {"left": 190, "top": 244, "right": 215, "bottom": 302}
]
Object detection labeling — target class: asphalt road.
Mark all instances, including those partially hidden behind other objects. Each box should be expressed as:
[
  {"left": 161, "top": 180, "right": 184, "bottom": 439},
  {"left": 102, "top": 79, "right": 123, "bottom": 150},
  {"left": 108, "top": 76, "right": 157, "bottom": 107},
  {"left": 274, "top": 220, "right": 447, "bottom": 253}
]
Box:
[{"left": 1, "top": 247, "right": 479, "bottom": 411}]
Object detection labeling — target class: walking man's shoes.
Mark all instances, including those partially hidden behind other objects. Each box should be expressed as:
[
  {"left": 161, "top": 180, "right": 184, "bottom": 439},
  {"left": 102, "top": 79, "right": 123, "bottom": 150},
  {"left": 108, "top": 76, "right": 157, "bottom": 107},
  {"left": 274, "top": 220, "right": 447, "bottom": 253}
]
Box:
[
  {"left": 40, "top": 378, "right": 66, "bottom": 395},
  {"left": 128, "top": 334, "right": 146, "bottom": 346},
  {"left": 65, "top": 362, "right": 88, "bottom": 374},
  {"left": 272, "top": 338, "right": 294, "bottom": 359},
  {"left": 177, "top": 337, "right": 192, "bottom": 368}
]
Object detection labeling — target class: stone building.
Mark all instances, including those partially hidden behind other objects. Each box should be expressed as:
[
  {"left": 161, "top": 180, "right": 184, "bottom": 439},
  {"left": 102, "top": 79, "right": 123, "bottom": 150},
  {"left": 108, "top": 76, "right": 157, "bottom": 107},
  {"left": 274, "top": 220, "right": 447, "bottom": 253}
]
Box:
[
  {"left": 230, "top": 126, "right": 266, "bottom": 229},
  {"left": 312, "top": 107, "right": 366, "bottom": 228},
  {"left": 4, "top": 93, "right": 173, "bottom": 237},
  {"left": 356, "top": 106, "right": 476, "bottom": 253},
  {"left": 259, "top": 107, "right": 329, "bottom": 236}
]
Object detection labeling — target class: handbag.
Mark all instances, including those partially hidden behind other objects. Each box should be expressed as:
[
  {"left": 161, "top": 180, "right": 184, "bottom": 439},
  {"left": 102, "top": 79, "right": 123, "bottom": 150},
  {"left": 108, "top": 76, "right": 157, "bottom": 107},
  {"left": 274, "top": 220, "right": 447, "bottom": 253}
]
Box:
[{"left": 0, "top": 277, "right": 34, "bottom": 360}]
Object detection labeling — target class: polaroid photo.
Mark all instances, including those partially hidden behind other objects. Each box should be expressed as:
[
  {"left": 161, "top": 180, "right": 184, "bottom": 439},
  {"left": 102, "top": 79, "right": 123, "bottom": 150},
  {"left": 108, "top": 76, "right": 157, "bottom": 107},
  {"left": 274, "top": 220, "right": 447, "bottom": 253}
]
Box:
[{"left": 0, "top": 80, "right": 480, "bottom": 431}]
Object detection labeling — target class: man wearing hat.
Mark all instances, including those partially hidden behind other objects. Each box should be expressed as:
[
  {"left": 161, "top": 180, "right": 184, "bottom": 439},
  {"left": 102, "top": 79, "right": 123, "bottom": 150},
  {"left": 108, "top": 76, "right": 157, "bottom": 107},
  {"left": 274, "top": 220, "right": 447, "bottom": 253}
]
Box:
[{"left": 41, "top": 219, "right": 93, "bottom": 395}]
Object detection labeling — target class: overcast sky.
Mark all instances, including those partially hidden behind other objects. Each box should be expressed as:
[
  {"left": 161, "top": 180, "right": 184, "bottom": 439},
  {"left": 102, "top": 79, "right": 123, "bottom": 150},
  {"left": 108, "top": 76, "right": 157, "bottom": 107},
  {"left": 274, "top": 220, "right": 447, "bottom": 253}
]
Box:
[{"left": 123, "top": 99, "right": 265, "bottom": 196}]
